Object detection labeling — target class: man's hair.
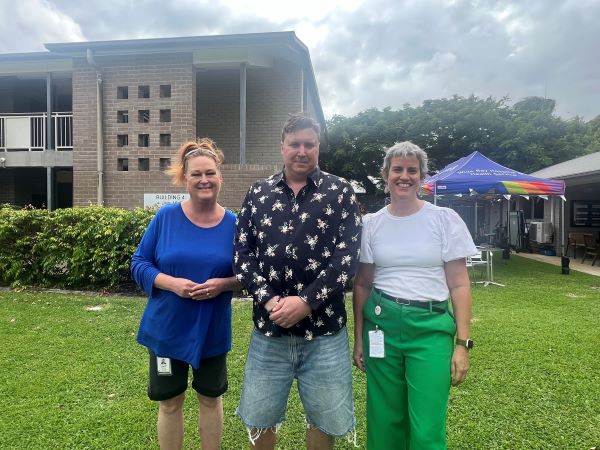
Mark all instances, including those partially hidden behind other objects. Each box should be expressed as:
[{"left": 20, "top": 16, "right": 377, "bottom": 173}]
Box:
[
  {"left": 281, "top": 113, "right": 321, "bottom": 142},
  {"left": 382, "top": 141, "right": 429, "bottom": 180}
]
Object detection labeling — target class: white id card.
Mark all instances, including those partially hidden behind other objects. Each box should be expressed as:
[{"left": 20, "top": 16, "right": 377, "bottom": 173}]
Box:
[
  {"left": 156, "top": 357, "right": 172, "bottom": 376},
  {"left": 368, "top": 329, "right": 385, "bottom": 358}
]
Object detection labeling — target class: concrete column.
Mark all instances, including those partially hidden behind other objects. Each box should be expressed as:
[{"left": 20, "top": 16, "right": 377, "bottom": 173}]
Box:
[
  {"left": 46, "top": 72, "right": 53, "bottom": 150},
  {"left": 46, "top": 73, "right": 53, "bottom": 211},
  {"left": 46, "top": 167, "right": 52, "bottom": 211}
]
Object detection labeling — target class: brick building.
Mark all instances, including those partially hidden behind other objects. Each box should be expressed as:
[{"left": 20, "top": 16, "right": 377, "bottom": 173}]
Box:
[{"left": 0, "top": 32, "right": 326, "bottom": 209}]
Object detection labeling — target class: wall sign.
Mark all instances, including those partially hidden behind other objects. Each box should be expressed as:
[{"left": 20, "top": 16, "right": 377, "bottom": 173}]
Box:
[{"left": 144, "top": 193, "right": 189, "bottom": 208}]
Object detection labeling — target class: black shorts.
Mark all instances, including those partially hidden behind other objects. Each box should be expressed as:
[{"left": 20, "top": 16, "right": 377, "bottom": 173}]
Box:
[{"left": 147, "top": 350, "right": 228, "bottom": 401}]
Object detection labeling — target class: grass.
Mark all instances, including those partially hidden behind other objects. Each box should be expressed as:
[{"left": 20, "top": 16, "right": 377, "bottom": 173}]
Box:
[{"left": 1, "top": 255, "right": 599, "bottom": 449}]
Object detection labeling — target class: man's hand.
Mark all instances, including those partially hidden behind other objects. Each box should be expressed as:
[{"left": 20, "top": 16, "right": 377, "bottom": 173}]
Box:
[
  {"left": 270, "top": 296, "right": 311, "bottom": 328},
  {"left": 263, "top": 296, "right": 280, "bottom": 313}
]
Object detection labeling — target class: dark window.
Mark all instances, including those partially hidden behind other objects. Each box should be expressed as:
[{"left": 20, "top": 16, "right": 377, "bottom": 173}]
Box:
[
  {"left": 160, "top": 109, "right": 171, "bottom": 122},
  {"left": 160, "top": 134, "right": 171, "bottom": 147},
  {"left": 138, "top": 85, "right": 150, "bottom": 98},
  {"left": 138, "top": 134, "right": 149, "bottom": 147},
  {"left": 160, "top": 84, "right": 171, "bottom": 98},
  {"left": 160, "top": 158, "right": 171, "bottom": 171},
  {"left": 117, "top": 158, "right": 129, "bottom": 171},
  {"left": 138, "top": 110, "right": 150, "bottom": 123},
  {"left": 117, "top": 86, "right": 128, "bottom": 99},
  {"left": 117, "top": 110, "right": 128, "bottom": 123},
  {"left": 117, "top": 134, "right": 128, "bottom": 147},
  {"left": 138, "top": 158, "right": 150, "bottom": 171}
]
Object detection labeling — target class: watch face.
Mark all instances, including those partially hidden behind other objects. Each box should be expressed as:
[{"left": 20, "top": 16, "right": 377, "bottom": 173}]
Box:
[{"left": 457, "top": 338, "right": 474, "bottom": 349}]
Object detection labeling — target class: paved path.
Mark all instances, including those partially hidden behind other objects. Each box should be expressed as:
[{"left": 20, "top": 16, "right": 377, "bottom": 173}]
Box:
[{"left": 516, "top": 252, "right": 600, "bottom": 277}]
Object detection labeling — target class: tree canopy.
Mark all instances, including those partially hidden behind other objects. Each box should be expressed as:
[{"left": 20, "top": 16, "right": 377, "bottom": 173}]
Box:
[{"left": 320, "top": 95, "right": 600, "bottom": 194}]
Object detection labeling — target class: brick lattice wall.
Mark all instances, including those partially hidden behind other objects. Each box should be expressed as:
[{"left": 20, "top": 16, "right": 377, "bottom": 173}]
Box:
[
  {"left": 73, "top": 54, "right": 301, "bottom": 209},
  {"left": 72, "top": 53, "right": 195, "bottom": 208}
]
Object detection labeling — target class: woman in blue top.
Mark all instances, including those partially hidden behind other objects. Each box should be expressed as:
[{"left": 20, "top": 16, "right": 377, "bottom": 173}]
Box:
[{"left": 131, "top": 138, "right": 240, "bottom": 450}]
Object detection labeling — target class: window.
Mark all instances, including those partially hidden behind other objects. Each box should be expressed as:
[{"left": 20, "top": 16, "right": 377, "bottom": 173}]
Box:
[
  {"left": 159, "top": 158, "right": 171, "bottom": 171},
  {"left": 138, "top": 85, "right": 150, "bottom": 98},
  {"left": 138, "top": 134, "right": 149, "bottom": 147},
  {"left": 138, "top": 158, "right": 150, "bottom": 171},
  {"left": 138, "top": 110, "right": 150, "bottom": 123},
  {"left": 117, "top": 110, "right": 128, "bottom": 123},
  {"left": 571, "top": 200, "right": 600, "bottom": 227},
  {"left": 117, "top": 158, "right": 129, "bottom": 171},
  {"left": 117, "top": 86, "right": 128, "bottom": 99},
  {"left": 117, "top": 134, "right": 128, "bottom": 147},
  {"left": 160, "top": 109, "right": 171, "bottom": 122},
  {"left": 160, "top": 134, "right": 171, "bottom": 147},
  {"left": 160, "top": 84, "right": 171, "bottom": 98}
]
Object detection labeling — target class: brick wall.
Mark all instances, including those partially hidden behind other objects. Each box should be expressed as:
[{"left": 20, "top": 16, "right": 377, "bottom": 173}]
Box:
[
  {"left": 73, "top": 54, "right": 301, "bottom": 209},
  {"left": 219, "top": 164, "right": 280, "bottom": 209},
  {"left": 72, "top": 53, "right": 195, "bottom": 208},
  {"left": 196, "top": 69, "right": 240, "bottom": 163},
  {"left": 196, "top": 59, "right": 302, "bottom": 166},
  {"left": 246, "top": 60, "right": 302, "bottom": 164}
]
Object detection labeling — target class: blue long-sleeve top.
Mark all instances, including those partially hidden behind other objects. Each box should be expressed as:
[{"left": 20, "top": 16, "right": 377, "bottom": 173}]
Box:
[{"left": 131, "top": 203, "right": 235, "bottom": 369}]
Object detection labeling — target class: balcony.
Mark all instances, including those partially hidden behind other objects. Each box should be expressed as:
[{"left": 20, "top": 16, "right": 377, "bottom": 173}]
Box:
[{"left": 0, "top": 112, "right": 73, "bottom": 151}]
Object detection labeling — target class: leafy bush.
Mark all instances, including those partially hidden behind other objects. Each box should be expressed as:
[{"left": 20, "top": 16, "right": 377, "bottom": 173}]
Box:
[{"left": 0, "top": 205, "right": 154, "bottom": 289}]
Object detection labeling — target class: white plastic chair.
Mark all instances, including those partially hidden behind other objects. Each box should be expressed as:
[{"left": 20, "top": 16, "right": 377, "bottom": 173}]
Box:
[{"left": 466, "top": 251, "right": 488, "bottom": 282}]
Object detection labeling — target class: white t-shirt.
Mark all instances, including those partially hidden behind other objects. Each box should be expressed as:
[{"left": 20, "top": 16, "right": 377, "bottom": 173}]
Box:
[{"left": 360, "top": 201, "right": 477, "bottom": 301}]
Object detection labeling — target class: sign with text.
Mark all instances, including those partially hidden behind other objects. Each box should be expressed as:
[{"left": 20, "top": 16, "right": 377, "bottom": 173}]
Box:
[{"left": 144, "top": 193, "right": 189, "bottom": 208}]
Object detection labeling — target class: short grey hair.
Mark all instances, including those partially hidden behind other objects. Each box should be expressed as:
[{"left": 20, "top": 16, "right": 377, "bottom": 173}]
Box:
[{"left": 382, "top": 141, "right": 429, "bottom": 180}]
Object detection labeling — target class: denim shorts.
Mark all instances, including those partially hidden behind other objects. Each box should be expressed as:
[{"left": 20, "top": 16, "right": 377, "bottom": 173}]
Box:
[{"left": 237, "top": 328, "right": 355, "bottom": 437}]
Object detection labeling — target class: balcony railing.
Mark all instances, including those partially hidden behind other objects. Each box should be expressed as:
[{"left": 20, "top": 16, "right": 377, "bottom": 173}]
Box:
[{"left": 0, "top": 113, "right": 73, "bottom": 151}]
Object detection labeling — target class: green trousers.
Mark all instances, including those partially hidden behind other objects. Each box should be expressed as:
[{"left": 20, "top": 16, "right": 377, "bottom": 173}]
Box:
[{"left": 363, "top": 290, "right": 456, "bottom": 450}]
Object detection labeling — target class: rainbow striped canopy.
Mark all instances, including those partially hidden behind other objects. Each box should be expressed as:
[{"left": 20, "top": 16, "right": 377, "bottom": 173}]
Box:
[{"left": 422, "top": 151, "right": 565, "bottom": 196}]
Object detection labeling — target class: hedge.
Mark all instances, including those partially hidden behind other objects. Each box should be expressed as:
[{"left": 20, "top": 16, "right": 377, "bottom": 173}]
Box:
[{"left": 0, "top": 205, "right": 154, "bottom": 289}]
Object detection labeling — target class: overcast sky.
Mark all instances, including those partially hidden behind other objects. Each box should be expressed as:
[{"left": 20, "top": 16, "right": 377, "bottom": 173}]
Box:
[{"left": 1, "top": 0, "right": 598, "bottom": 120}]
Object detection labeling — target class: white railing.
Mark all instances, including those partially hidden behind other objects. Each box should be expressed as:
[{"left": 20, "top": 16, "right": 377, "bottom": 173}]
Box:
[
  {"left": 0, "top": 112, "right": 73, "bottom": 151},
  {"left": 54, "top": 113, "right": 73, "bottom": 150}
]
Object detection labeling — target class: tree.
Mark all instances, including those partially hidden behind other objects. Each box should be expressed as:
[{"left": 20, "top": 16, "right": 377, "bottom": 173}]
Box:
[{"left": 321, "top": 95, "right": 598, "bottom": 190}]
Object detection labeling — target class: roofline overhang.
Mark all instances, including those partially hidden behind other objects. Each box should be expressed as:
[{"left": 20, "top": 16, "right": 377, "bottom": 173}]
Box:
[{"left": 44, "top": 31, "right": 326, "bottom": 134}]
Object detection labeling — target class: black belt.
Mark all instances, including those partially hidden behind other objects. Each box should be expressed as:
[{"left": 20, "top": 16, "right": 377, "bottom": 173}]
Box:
[{"left": 373, "top": 288, "right": 448, "bottom": 313}]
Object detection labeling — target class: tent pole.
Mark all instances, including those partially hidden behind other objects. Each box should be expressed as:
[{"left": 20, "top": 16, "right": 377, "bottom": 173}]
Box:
[
  {"left": 506, "top": 198, "right": 510, "bottom": 248},
  {"left": 561, "top": 198, "right": 565, "bottom": 257},
  {"left": 434, "top": 182, "right": 437, "bottom": 205},
  {"left": 475, "top": 200, "right": 478, "bottom": 240}
]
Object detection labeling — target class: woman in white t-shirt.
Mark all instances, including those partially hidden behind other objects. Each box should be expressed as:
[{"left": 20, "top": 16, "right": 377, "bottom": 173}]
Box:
[{"left": 353, "top": 141, "right": 477, "bottom": 450}]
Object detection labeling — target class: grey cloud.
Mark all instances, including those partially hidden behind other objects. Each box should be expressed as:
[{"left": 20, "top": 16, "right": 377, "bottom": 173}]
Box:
[{"left": 1, "top": 0, "right": 598, "bottom": 119}]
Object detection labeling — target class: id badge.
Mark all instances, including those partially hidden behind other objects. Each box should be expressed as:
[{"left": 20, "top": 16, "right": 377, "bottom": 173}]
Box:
[
  {"left": 156, "top": 357, "right": 172, "bottom": 376},
  {"left": 368, "top": 329, "right": 385, "bottom": 358}
]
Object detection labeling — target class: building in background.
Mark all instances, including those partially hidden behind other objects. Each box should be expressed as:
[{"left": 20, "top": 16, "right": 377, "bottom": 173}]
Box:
[{"left": 0, "top": 32, "right": 326, "bottom": 210}]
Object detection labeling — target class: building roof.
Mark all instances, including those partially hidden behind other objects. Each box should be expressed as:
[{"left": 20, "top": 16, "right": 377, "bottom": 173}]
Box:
[
  {"left": 0, "top": 32, "right": 325, "bottom": 128},
  {"left": 43, "top": 32, "right": 325, "bottom": 127},
  {"left": 530, "top": 151, "right": 600, "bottom": 179},
  {"left": 44, "top": 32, "right": 306, "bottom": 54}
]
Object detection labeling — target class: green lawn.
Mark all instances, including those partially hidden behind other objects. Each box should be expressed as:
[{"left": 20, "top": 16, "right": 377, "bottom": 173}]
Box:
[{"left": 1, "top": 255, "right": 599, "bottom": 449}]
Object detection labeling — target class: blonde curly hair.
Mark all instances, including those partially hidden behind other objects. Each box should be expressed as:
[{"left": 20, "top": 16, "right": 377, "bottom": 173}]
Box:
[{"left": 166, "top": 138, "right": 225, "bottom": 186}]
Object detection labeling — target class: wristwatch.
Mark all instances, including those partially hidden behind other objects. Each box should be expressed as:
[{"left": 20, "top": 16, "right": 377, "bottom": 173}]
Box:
[{"left": 456, "top": 338, "right": 474, "bottom": 350}]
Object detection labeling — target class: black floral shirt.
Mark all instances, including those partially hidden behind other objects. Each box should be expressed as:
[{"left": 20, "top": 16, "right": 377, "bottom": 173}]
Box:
[{"left": 234, "top": 167, "right": 361, "bottom": 340}]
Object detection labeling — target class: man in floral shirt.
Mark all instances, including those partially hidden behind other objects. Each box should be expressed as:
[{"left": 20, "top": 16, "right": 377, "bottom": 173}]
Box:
[{"left": 234, "top": 113, "right": 361, "bottom": 449}]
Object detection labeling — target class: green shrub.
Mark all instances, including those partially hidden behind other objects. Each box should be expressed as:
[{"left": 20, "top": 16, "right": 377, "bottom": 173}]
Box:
[
  {"left": 0, "top": 205, "right": 154, "bottom": 289},
  {"left": 0, "top": 205, "right": 48, "bottom": 287}
]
